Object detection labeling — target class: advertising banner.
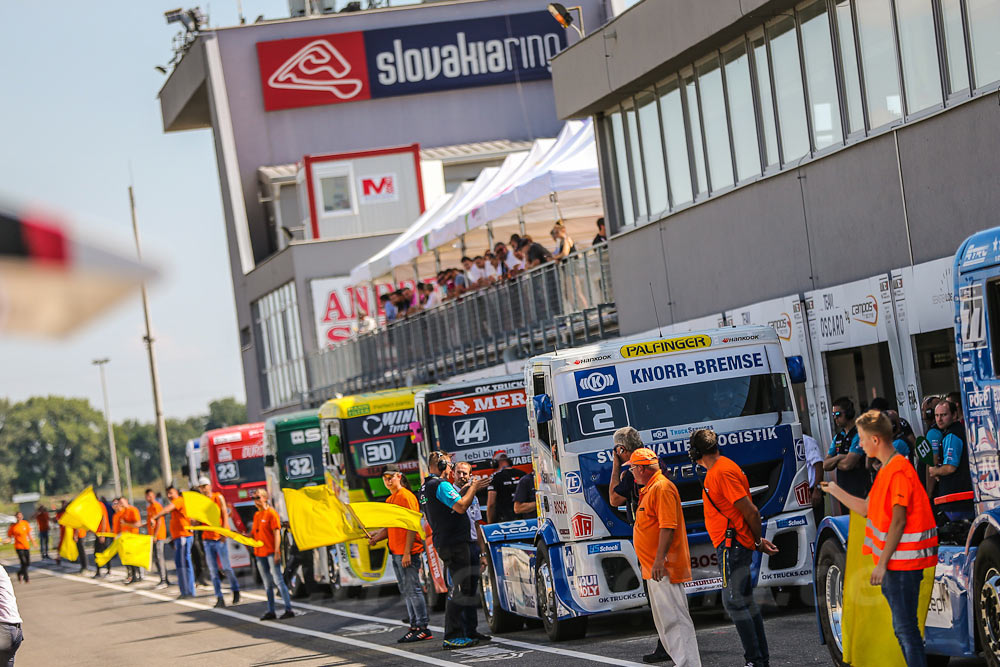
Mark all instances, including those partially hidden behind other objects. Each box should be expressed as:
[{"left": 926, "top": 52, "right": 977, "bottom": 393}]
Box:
[
  {"left": 257, "top": 11, "right": 566, "bottom": 111},
  {"left": 310, "top": 276, "right": 415, "bottom": 347}
]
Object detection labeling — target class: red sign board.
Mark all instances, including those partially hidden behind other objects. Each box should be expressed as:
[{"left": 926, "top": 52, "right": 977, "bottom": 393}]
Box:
[{"left": 571, "top": 513, "right": 594, "bottom": 539}]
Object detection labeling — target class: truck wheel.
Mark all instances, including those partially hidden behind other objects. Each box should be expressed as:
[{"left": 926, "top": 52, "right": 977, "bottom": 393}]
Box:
[
  {"left": 974, "top": 537, "right": 1000, "bottom": 667},
  {"left": 535, "top": 544, "right": 587, "bottom": 641},
  {"left": 816, "top": 538, "right": 847, "bottom": 667},
  {"left": 481, "top": 549, "right": 523, "bottom": 634},
  {"left": 421, "top": 555, "right": 446, "bottom": 611}
]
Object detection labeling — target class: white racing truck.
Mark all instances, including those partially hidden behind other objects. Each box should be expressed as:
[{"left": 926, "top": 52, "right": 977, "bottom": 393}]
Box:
[{"left": 479, "top": 326, "right": 817, "bottom": 639}]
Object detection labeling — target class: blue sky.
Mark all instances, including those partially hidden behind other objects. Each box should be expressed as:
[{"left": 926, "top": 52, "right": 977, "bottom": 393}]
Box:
[{"left": 0, "top": 0, "right": 289, "bottom": 419}]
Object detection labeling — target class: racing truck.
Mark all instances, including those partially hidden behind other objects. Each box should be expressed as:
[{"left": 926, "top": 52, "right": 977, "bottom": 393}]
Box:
[
  {"left": 264, "top": 409, "right": 327, "bottom": 597},
  {"left": 318, "top": 387, "right": 429, "bottom": 592},
  {"left": 815, "top": 226, "right": 1000, "bottom": 666},
  {"left": 481, "top": 326, "right": 815, "bottom": 639},
  {"left": 201, "top": 422, "right": 267, "bottom": 570},
  {"left": 414, "top": 375, "right": 532, "bottom": 610}
]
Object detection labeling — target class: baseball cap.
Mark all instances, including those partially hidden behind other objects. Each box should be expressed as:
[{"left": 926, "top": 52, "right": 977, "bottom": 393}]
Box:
[
  {"left": 493, "top": 450, "right": 510, "bottom": 461},
  {"left": 383, "top": 464, "right": 402, "bottom": 474},
  {"left": 197, "top": 476, "right": 211, "bottom": 486},
  {"left": 628, "top": 448, "right": 658, "bottom": 467}
]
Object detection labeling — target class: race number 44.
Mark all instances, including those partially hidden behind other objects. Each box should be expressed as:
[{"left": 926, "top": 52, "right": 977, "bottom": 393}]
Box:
[{"left": 453, "top": 417, "right": 489, "bottom": 446}]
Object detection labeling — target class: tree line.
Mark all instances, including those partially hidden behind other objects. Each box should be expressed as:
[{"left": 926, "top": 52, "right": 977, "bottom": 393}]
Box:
[{"left": 0, "top": 396, "right": 247, "bottom": 499}]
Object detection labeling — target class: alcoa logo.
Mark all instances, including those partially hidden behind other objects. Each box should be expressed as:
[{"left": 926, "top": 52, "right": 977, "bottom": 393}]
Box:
[
  {"left": 574, "top": 366, "right": 619, "bottom": 398},
  {"left": 268, "top": 40, "right": 365, "bottom": 100}
]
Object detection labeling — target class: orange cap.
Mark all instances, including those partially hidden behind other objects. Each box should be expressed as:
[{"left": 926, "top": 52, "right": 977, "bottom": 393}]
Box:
[{"left": 628, "top": 447, "right": 658, "bottom": 466}]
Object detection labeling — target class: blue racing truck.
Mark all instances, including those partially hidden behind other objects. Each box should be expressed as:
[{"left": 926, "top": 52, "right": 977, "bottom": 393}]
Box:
[
  {"left": 480, "top": 325, "right": 816, "bottom": 640},
  {"left": 815, "top": 226, "right": 1000, "bottom": 666}
]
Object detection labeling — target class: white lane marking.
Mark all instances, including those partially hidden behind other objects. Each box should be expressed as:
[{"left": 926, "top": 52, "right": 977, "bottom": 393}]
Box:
[
  {"left": 238, "top": 591, "right": 647, "bottom": 667},
  {"left": 33, "top": 568, "right": 464, "bottom": 667}
]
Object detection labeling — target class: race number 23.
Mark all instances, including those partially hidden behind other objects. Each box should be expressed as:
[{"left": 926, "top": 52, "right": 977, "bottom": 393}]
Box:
[
  {"left": 576, "top": 397, "right": 629, "bottom": 435},
  {"left": 216, "top": 461, "right": 239, "bottom": 482}
]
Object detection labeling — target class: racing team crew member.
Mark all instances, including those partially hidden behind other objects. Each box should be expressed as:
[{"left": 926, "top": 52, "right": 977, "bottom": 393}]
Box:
[
  {"left": 691, "top": 429, "right": 778, "bottom": 667},
  {"left": 630, "top": 448, "right": 701, "bottom": 667},
  {"left": 927, "top": 399, "right": 975, "bottom": 521},
  {"left": 609, "top": 426, "right": 671, "bottom": 664},
  {"left": 419, "top": 451, "right": 489, "bottom": 650},
  {"left": 824, "top": 397, "right": 870, "bottom": 510},
  {"left": 513, "top": 473, "right": 537, "bottom": 519},
  {"left": 822, "top": 410, "right": 938, "bottom": 667},
  {"left": 486, "top": 452, "right": 524, "bottom": 523},
  {"left": 196, "top": 476, "right": 241, "bottom": 608},
  {"left": 455, "top": 461, "right": 490, "bottom": 644}
]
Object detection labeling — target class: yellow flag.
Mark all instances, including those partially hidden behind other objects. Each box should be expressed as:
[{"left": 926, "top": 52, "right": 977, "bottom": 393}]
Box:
[
  {"left": 182, "top": 492, "right": 221, "bottom": 527},
  {"left": 60, "top": 487, "right": 104, "bottom": 533},
  {"left": 59, "top": 528, "right": 79, "bottom": 562},
  {"left": 118, "top": 534, "right": 152, "bottom": 569},
  {"left": 351, "top": 501, "right": 425, "bottom": 539},
  {"left": 96, "top": 532, "right": 117, "bottom": 538},
  {"left": 842, "top": 512, "right": 936, "bottom": 667},
  {"left": 95, "top": 538, "right": 119, "bottom": 568},
  {"left": 283, "top": 485, "right": 367, "bottom": 551},
  {"left": 188, "top": 525, "right": 263, "bottom": 549}
]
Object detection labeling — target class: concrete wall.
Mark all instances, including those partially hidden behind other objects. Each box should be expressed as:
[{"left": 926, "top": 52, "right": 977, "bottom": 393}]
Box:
[{"left": 610, "top": 93, "right": 1000, "bottom": 336}]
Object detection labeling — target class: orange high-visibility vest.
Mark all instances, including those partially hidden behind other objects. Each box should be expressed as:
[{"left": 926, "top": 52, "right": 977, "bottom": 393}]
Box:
[{"left": 863, "top": 454, "right": 938, "bottom": 570}]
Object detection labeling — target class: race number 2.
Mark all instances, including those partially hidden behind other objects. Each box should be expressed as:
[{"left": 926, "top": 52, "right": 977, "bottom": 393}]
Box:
[{"left": 576, "top": 397, "right": 629, "bottom": 435}]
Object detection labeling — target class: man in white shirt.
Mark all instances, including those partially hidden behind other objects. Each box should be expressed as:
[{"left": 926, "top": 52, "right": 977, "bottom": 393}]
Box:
[
  {"left": 803, "top": 433, "right": 825, "bottom": 524},
  {"left": 462, "top": 256, "right": 484, "bottom": 290},
  {"left": 0, "top": 565, "right": 23, "bottom": 664}
]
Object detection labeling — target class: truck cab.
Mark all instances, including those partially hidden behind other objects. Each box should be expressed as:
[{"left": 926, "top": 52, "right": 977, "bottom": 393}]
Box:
[
  {"left": 482, "top": 326, "right": 814, "bottom": 640},
  {"left": 318, "top": 386, "right": 429, "bottom": 591},
  {"left": 264, "top": 409, "right": 326, "bottom": 596}
]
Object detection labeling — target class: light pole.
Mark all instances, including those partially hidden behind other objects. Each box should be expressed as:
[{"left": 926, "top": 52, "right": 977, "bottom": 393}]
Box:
[{"left": 92, "top": 358, "right": 122, "bottom": 497}]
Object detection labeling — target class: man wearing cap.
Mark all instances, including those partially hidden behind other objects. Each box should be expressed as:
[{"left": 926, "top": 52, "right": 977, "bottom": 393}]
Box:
[
  {"left": 630, "top": 448, "right": 701, "bottom": 667},
  {"left": 196, "top": 476, "right": 241, "bottom": 608},
  {"left": 486, "top": 452, "right": 525, "bottom": 524}
]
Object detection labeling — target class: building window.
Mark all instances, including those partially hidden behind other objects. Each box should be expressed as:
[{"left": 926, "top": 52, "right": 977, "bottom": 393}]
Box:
[
  {"left": 967, "top": 0, "right": 1000, "bottom": 88},
  {"left": 896, "top": 0, "right": 943, "bottom": 114},
  {"left": 799, "top": 0, "right": 843, "bottom": 150},
  {"left": 750, "top": 30, "right": 780, "bottom": 168},
  {"left": 682, "top": 67, "right": 709, "bottom": 197},
  {"left": 856, "top": 0, "right": 903, "bottom": 127},
  {"left": 252, "top": 282, "right": 308, "bottom": 410},
  {"left": 940, "top": 0, "right": 970, "bottom": 94},
  {"left": 637, "top": 92, "right": 669, "bottom": 216},
  {"left": 696, "top": 54, "right": 735, "bottom": 191},
  {"left": 609, "top": 110, "right": 635, "bottom": 227},
  {"left": 658, "top": 76, "right": 694, "bottom": 206},
  {"left": 625, "top": 105, "right": 649, "bottom": 219},
  {"left": 312, "top": 163, "right": 356, "bottom": 219},
  {"left": 723, "top": 39, "right": 762, "bottom": 181},
  {"left": 768, "top": 16, "right": 810, "bottom": 162},
  {"left": 834, "top": 1, "right": 866, "bottom": 134}
]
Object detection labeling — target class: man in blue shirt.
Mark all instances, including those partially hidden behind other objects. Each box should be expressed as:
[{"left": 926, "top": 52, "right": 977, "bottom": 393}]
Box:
[
  {"left": 419, "top": 451, "right": 490, "bottom": 649},
  {"left": 823, "top": 397, "right": 869, "bottom": 504},
  {"left": 929, "top": 399, "right": 975, "bottom": 521}
]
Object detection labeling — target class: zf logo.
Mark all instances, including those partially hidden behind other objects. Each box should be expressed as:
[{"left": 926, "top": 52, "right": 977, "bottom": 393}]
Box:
[
  {"left": 452, "top": 417, "right": 489, "bottom": 446},
  {"left": 362, "top": 440, "right": 395, "bottom": 466},
  {"left": 574, "top": 366, "right": 619, "bottom": 398},
  {"left": 565, "top": 472, "right": 582, "bottom": 494}
]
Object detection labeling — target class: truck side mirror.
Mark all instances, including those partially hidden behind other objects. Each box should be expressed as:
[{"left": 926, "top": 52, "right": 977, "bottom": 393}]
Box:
[
  {"left": 533, "top": 394, "right": 553, "bottom": 424},
  {"left": 409, "top": 420, "right": 423, "bottom": 444},
  {"left": 264, "top": 454, "right": 275, "bottom": 468}
]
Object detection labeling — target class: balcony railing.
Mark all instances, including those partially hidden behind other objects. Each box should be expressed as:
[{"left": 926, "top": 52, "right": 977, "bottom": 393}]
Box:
[{"left": 307, "top": 244, "right": 618, "bottom": 398}]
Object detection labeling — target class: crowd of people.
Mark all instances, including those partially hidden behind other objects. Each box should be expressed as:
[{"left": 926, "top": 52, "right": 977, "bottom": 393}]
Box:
[{"left": 380, "top": 219, "right": 606, "bottom": 323}]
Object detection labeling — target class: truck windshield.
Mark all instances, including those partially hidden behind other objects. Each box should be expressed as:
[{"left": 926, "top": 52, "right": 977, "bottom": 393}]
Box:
[
  {"left": 214, "top": 456, "right": 266, "bottom": 486},
  {"left": 429, "top": 403, "right": 529, "bottom": 460},
  {"left": 342, "top": 409, "right": 417, "bottom": 480},
  {"left": 559, "top": 372, "right": 791, "bottom": 447}
]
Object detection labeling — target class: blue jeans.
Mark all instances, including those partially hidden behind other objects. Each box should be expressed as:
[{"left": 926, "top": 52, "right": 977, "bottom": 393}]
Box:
[
  {"left": 717, "top": 543, "right": 769, "bottom": 667},
  {"left": 204, "top": 538, "right": 240, "bottom": 599},
  {"left": 39, "top": 531, "right": 49, "bottom": 558},
  {"left": 256, "top": 554, "right": 292, "bottom": 614},
  {"left": 391, "top": 552, "right": 429, "bottom": 629},
  {"left": 173, "top": 536, "right": 195, "bottom": 596},
  {"left": 881, "top": 569, "right": 927, "bottom": 667}
]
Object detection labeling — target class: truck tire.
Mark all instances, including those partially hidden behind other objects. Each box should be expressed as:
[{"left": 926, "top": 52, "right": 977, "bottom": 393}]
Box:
[
  {"left": 481, "top": 548, "right": 523, "bottom": 634},
  {"left": 974, "top": 537, "right": 1000, "bottom": 667},
  {"left": 535, "top": 544, "right": 587, "bottom": 641},
  {"left": 816, "top": 538, "right": 847, "bottom": 667}
]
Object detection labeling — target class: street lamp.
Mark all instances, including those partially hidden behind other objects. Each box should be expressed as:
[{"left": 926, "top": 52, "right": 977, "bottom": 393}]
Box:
[
  {"left": 547, "top": 3, "right": 585, "bottom": 38},
  {"left": 92, "top": 358, "right": 122, "bottom": 497}
]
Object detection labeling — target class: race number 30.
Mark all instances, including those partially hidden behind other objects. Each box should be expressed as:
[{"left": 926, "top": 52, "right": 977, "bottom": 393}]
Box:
[
  {"left": 453, "top": 417, "right": 489, "bottom": 446},
  {"left": 576, "top": 397, "right": 629, "bottom": 435},
  {"left": 363, "top": 440, "right": 395, "bottom": 466}
]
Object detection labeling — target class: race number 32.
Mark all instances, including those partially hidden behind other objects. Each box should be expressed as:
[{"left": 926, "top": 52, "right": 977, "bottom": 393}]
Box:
[
  {"left": 453, "top": 417, "right": 489, "bottom": 446},
  {"left": 576, "top": 397, "right": 628, "bottom": 435},
  {"left": 362, "top": 440, "right": 395, "bottom": 466},
  {"left": 285, "top": 454, "right": 314, "bottom": 479}
]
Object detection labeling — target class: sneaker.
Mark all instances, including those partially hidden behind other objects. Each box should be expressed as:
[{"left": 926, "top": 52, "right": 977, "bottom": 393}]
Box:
[
  {"left": 397, "top": 629, "right": 418, "bottom": 643},
  {"left": 214, "top": 598, "right": 226, "bottom": 608},
  {"left": 443, "top": 638, "right": 479, "bottom": 650},
  {"left": 232, "top": 590, "right": 240, "bottom": 605},
  {"left": 279, "top": 610, "right": 295, "bottom": 620},
  {"left": 643, "top": 650, "right": 671, "bottom": 664},
  {"left": 260, "top": 611, "right": 277, "bottom": 621},
  {"left": 470, "top": 631, "right": 492, "bottom": 642},
  {"left": 412, "top": 628, "right": 433, "bottom": 642},
  {"left": 123, "top": 577, "right": 134, "bottom": 585},
  {"left": 154, "top": 582, "right": 169, "bottom": 590}
]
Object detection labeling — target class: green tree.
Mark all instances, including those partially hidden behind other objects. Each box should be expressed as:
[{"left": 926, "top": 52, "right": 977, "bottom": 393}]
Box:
[{"left": 204, "top": 398, "right": 246, "bottom": 431}]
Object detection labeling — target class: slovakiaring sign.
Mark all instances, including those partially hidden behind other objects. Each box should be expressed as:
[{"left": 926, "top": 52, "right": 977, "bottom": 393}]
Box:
[
  {"left": 256, "top": 11, "right": 565, "bottom": 112},
  {"left": 311, "top": 276, "right": 416, "bottom": 347}
]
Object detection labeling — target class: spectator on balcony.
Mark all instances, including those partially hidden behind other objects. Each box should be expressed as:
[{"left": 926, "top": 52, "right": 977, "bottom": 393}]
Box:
[
  {"left": 461, "top": 256, "right": 477, "bottom": 286},
  {"left": 494, "top": 242, "right": 521, "bottom": 277},
  {"left": 520, "top": 238, "right": 552, "bottom": 269},
  {"left": 420, "top": 282, "right": 441, "bottom": 310},
  {"left": 551, "top": 222, "right": 575, "bottom": 261},
  {"left": 467, "top": 256, "right": 490, "bottom": 288},
  {"left": 593, "top": 217, "right": 607, "bottom": 245},
  {"left": 508, "top": 233, "right": 522, "bottom": 249},
  {"left": 484, "top": 252, "right": 503, "bottom": 283},
  {"left": 380, "top": 293, "right": 398, "bottom": 323}
]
